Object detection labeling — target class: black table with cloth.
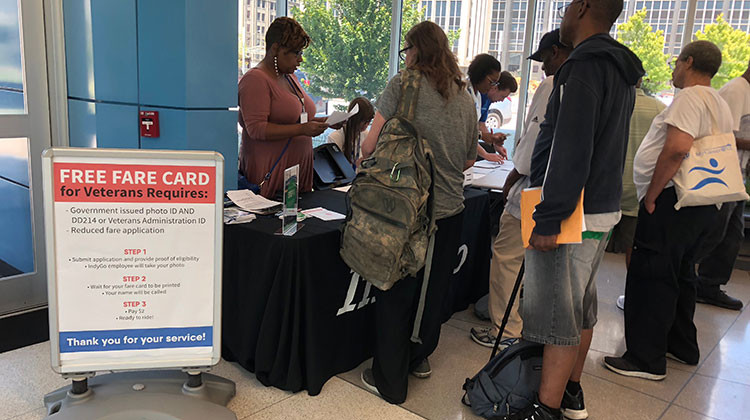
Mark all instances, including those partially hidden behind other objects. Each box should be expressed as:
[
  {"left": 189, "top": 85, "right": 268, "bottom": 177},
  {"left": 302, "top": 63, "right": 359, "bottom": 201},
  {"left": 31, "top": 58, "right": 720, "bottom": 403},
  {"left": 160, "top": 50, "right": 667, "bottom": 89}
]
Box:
[{"left": 221, "top": 188, "right": 491, "bottom": 395}]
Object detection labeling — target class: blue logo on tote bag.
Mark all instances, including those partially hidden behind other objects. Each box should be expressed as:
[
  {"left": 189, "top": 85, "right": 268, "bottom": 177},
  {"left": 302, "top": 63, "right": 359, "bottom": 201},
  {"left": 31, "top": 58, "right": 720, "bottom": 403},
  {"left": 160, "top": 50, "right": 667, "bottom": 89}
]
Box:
[{"left": 689, "top": 158, "right": 727, "bottom": 190}]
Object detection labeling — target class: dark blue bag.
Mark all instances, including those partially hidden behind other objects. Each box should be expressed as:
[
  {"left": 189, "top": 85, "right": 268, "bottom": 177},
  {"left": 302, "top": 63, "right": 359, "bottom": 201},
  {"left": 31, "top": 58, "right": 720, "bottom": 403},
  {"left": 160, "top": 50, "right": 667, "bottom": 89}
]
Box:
[
  {"left": 462, "top": 263, "right": 544, "bottom": 418},
  {"left": 237, "top": 138, "right": 292, "bottom": 195}
]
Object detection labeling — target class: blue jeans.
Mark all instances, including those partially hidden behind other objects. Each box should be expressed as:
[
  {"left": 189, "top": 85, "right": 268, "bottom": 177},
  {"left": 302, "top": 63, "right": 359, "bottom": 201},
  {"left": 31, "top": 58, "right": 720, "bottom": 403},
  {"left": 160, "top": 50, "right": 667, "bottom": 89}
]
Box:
[{"left": 522, "top": 235, "right": 608, "bottom": 346}]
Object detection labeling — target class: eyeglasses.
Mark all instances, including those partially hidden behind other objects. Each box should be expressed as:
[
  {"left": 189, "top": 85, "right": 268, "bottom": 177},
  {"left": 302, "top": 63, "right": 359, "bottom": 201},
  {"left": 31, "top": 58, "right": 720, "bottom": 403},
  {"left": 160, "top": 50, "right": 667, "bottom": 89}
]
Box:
[
  {"left": 487, "top": 75, "right": 501, "bottom": 87},
  {"left": 669, "top": 56, "right": 681, "bottom": 70},
  {"left": 557, "top": 0, "right": 587, "bottom": 19},
  {"left": 399, "top": 45, "right": 413, "bottom": 61}
]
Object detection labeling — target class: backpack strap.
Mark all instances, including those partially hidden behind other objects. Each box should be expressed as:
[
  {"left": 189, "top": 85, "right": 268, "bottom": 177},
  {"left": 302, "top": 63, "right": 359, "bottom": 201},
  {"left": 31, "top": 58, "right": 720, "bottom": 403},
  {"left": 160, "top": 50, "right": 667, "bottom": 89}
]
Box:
[
  {"left": 397, "top": 69, "right": 421, "bottom": 121},
  {"left": 410, "top": 232, "right": 436, "bottom": 344},
  {"left": 410, "top": 150, "right": 437, "bottom": 344}
]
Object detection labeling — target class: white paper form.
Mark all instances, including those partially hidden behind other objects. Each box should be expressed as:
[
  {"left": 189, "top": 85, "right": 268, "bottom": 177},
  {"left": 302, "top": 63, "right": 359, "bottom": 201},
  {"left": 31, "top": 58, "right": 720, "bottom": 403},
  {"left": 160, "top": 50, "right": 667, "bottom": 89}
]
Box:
[
  {"left": 223, "top": 207, "right": 257, "bottom": 224},
  {"left": 226, "top": 189, "right": 282, "bottom": 213},
  {"left": 326, "top": 103, "right": 359, "bottom": 126},
  {"left": 333, "top": 185, "right": 351, "bottom": 193},
  {"left": 302, "top": 207, "right": 346, "bottom": 221}
]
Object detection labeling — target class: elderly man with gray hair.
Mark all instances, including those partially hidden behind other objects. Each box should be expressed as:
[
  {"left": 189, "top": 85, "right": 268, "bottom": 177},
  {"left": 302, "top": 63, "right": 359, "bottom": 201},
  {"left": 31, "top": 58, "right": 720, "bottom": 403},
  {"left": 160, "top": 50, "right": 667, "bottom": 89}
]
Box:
[{"left": 604, "top": 40, "right": 735, "bottom": 381}]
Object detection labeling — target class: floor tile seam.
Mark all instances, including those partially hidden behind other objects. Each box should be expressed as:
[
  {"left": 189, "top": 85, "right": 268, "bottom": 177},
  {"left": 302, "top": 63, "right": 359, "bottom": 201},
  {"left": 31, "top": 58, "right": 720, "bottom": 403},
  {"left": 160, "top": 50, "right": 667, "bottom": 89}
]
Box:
[
  {"left": 5, "top": 406, "right": 47, "bottom": 420},
  {"left": 655, "top": 403, "right": 670, "bottom": 420},
  {"left": 691, "top": 371, "right": 750, "bottom": 388},
  {"left": 239, "top": 393, "right": 297, "bottom": 419},
  {"left": 333, "top": 375, "right": 429, "bottom": 419},
  {"left": 4, "top": 400, "right": 46, "bottom": 418},
  {"left": 692, "top": 304, "right": 745, "bottom": 374},
  {"left": 6, "top": 407, "right": 45, "bottom": 420},
  {"left": 578, "top": 369, "right": 674, "bottom": 403},
  {"left": 659, "top": 307, "right": 746, "bottom": 418},
  {"left": 670, "top": 402, "right": 722, "bottom": 419}
]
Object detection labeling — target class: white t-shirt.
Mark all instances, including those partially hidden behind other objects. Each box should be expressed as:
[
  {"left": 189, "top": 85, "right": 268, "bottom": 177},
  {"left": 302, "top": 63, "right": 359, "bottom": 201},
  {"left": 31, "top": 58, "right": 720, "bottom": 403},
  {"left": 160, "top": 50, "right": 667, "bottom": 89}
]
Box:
[
  {"left": 718, "top": 77, "right": 750, "bottom": 174},
  {"left": 505, "top": 76, "right": 555, "bottom": 219},
  {"left": 327, "top": 128, "right": 368, "bottom": 161},
  {"left": 633, "top": 85, "right": 735, "bottom": 202},
  {"left": 513, "top": 76, "right": 554, "bottom": 176},
  {"left": 467, "top": 83, "right": 482, "bottom": 123}
]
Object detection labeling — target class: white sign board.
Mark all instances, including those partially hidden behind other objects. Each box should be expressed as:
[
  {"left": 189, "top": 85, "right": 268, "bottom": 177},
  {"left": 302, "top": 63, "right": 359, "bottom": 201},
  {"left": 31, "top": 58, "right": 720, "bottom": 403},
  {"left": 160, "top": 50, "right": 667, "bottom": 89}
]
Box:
[{"left": 42, "top": 148, "right": 224, "bottom": 374}]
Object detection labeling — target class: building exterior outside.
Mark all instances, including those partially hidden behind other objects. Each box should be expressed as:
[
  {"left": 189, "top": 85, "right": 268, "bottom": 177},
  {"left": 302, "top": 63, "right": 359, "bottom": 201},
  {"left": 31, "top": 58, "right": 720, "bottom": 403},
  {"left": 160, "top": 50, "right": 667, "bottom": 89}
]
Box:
[
  {"left": 420, "top": 0, "right": 750, "bottom": 79},
  {"left": 239, "top": 0, "right": 302, "bottom": 74}
]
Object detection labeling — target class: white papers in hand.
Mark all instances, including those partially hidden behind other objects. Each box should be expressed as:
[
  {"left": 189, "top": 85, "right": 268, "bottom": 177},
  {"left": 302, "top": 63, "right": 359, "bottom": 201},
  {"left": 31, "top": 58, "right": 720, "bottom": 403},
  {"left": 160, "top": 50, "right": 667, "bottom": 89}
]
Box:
[
  {"left": 226, "top": 189, "right": 282, "bottom": 214},
  {"left": 326, "top": 103, "right": 359, "bottom": 126},
  {"left": 301, "top": 207, "right": 346, "bottom": 221}
]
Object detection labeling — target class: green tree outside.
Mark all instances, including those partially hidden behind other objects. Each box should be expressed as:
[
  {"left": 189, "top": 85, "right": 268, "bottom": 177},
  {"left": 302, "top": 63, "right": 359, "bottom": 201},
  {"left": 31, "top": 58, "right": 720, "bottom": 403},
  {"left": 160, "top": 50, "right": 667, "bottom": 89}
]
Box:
[
  {"left": 292, "top": 0, "right": 424, "bottom": 101},
  {"left": 694, "top": 14, "right": 750, "bottom": 90},
  {"left": 616, "top": 9, "right": 672, "bottom": 96}
]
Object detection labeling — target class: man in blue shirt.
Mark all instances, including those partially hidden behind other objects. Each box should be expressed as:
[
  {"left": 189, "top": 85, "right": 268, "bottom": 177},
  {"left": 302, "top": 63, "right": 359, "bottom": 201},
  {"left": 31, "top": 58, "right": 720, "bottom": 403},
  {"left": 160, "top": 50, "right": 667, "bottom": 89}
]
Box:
[{"left": 479, "top": 71, "right": 518, "bottom": 160}]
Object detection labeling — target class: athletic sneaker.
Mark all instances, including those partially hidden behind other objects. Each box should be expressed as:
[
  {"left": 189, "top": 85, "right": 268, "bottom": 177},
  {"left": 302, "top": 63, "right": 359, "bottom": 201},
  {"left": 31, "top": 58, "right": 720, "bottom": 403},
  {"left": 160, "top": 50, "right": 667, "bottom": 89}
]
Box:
[
  {"left": 361, "top": 368, "right": 380, "bottom": 396},
  {"left": 602, "top": 356, "right": 666, "bottom": 381},
  {"left": 666, "top": 352, "right": 698, "bottom": 366},
  {"left": 561, "top": 387, "right": 588, "bottom": 419},
  {"left": 616, "top": 295, "right": 625, "bottom": 311},
  {"left": 498, "top": 399, "right": 562, "bottom": 420},
  {"left": 411, "top": 358, "right": 431, "bottom": 378},
  {"left": 470, "top": 327, "right": 519, "bottom": 350},
  {"left": 697, "top": 289, "right": 743, "bottom": 311},
  {"left": 470, "top": 326, "right": 497, "bottom": 347}
]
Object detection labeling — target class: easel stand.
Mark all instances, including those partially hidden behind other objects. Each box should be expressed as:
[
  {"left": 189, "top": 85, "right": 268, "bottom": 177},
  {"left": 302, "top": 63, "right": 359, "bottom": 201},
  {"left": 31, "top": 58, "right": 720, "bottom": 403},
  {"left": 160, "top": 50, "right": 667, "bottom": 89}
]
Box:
[{"left": 44, "top": 370, "right": 236, "bottom": 420}]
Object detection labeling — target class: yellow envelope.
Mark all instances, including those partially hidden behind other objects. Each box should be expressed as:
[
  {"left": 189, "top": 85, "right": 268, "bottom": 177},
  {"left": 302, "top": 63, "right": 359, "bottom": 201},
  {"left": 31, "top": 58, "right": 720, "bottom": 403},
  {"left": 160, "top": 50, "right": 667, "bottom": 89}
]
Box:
[{"left": 521, "top": 187, "right": 584, "bottom": 248}]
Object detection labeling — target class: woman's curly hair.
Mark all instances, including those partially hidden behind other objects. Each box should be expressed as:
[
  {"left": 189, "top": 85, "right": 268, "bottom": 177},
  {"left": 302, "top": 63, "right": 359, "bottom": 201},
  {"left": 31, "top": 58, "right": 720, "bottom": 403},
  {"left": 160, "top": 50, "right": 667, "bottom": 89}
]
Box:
[{"left": 265, "top": 17, "right": 311, "bottom": 52}]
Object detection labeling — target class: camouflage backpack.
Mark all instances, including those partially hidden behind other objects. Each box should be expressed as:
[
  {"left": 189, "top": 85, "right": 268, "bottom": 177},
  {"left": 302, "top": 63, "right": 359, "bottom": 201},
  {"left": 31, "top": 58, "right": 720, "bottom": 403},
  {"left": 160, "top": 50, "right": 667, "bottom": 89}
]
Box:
[{"left": 340, "top": 69, "right": 437, "bottom": 295}]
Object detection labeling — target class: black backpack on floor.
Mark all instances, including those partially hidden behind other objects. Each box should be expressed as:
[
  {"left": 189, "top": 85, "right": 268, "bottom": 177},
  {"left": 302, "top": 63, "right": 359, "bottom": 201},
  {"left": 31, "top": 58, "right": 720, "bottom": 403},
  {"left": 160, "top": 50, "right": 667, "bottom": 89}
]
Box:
[{"left": 462, "top": 263, "right": 544, "bottom": 418}]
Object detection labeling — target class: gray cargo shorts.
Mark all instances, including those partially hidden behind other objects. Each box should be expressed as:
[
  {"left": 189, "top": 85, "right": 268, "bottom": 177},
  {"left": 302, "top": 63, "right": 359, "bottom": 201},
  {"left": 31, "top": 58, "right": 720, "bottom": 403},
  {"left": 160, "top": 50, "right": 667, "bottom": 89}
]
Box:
[{"left": 521, "top": 234, "right": 609, "bottom": 346}]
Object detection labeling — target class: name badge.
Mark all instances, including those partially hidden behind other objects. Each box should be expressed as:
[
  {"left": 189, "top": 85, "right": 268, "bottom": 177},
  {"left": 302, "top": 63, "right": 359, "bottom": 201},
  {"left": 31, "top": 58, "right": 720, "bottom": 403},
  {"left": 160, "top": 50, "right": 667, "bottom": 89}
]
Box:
[{"left": 300, "top": 112, "right": 308, "bottom": 124}]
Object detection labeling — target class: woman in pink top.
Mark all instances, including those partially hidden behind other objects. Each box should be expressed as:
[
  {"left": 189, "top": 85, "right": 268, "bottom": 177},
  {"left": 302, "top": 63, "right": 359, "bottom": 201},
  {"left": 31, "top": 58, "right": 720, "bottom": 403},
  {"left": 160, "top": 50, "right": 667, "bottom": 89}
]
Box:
[{"left": 238, "top": 17, "right": 329, "bottom": 198}]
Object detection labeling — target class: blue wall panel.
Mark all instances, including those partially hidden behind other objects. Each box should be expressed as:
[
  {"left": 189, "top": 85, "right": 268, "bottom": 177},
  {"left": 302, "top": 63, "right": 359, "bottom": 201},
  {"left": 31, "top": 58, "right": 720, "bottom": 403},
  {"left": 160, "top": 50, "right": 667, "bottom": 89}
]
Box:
[
  {"left": 0, "top": 180, "right": 33, "bottom": 273},
  {"left": 137, "top": 0, "right": 237, "bottom": 108},
  {"left": 139, "top": 108, "right": 238, "bottom": 190},
  {"left": 63, "top": 0, "right": 138, "bottom": 103},
  {"left": 68, "top": 99, "right": 139, "bottom": 149}
]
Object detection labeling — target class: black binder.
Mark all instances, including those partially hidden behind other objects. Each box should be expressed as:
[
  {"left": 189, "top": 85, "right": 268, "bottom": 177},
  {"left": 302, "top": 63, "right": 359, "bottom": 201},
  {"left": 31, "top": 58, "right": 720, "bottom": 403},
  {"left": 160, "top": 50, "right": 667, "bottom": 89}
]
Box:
[{"left": 313, "top": 143, "right": 356, "bottom": 190}]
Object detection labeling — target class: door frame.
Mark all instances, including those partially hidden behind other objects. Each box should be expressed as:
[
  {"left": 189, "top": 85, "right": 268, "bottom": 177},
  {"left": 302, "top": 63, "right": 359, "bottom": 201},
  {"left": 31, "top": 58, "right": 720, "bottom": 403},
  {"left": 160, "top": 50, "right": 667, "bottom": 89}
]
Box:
[{"left": 0, "top": 0, "right": 62, "bottom": 317}]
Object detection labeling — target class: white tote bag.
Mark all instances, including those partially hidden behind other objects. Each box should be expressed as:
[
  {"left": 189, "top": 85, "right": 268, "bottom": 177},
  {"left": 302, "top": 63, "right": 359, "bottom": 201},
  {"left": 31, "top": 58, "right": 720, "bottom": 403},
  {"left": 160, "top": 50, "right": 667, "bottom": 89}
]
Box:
[{"left": 672, "top": 90, "right": 749, "bottom": 209}]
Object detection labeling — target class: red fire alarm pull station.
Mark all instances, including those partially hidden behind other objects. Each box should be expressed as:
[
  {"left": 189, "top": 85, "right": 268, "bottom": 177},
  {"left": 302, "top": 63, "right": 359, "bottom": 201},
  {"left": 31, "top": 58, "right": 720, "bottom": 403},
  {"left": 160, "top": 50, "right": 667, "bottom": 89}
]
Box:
[{"left": 139, "top": 110, "right": 160, "bottom": 138}]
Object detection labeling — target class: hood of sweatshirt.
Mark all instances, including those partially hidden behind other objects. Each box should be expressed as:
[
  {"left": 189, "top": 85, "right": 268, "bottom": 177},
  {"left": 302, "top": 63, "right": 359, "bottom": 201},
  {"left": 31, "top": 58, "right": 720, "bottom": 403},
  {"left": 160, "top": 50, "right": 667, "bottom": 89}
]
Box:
[{"left": 564, "top": 34, "right": 645, "bottom": 85}]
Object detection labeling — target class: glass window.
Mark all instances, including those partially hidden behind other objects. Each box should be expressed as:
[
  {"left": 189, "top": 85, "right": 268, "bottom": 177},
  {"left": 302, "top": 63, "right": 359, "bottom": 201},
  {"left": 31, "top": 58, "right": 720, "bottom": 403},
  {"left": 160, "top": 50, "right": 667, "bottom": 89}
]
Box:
[
  {"left": 0, "top": 138, "right": 33, "bottom": 278},
  {"left": 0, "top": 0, "right": 25, "bottom": 115}
]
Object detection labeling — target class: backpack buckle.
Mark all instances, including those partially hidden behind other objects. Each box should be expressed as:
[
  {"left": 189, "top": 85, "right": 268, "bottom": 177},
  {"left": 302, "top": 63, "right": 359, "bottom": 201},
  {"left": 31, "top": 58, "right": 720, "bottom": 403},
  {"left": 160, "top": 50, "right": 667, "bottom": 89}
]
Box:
[{"left": 390, "top": 164, "right": 401, "bottom": 182}]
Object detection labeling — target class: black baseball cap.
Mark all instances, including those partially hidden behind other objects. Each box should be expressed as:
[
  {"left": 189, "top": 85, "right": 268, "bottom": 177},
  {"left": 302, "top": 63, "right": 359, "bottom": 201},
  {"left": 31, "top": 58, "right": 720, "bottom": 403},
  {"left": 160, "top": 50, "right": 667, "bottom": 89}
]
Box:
[{"left": 528, "top": 29, "right": 565, "bottom": 62}]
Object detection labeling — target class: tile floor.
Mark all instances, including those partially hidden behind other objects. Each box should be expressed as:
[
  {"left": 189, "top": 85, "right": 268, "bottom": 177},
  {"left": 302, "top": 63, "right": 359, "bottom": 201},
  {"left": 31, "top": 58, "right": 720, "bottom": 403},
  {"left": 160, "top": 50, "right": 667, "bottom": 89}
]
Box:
[{"left": 2, "top": 252, "right": 749, "bottom": 420}]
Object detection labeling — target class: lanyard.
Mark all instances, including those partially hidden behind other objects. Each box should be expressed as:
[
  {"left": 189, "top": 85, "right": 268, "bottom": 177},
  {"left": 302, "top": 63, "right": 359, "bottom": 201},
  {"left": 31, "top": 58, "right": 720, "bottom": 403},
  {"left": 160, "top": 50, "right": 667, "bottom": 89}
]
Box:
[{"left": 285, "top": 75, "right": 306, "bottom": 114}]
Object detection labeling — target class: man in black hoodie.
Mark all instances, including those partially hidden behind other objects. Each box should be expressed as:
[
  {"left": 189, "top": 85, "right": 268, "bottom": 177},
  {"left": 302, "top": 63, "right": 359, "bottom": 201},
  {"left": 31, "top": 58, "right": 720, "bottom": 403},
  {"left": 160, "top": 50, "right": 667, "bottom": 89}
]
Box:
[{"left": 505, "top": 0, "right": 644, "bottom": 419}]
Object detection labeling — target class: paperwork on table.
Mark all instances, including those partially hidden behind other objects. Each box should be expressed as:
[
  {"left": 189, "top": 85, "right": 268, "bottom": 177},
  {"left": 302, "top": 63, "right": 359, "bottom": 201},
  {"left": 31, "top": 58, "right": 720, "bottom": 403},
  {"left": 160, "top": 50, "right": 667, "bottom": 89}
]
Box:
[
  {"left": 325, "top": 103, "right": 359, "bottom": 126},
  {"left": 223, "top": 207, "right": 257, "bottom": 224},
  {"left": 301, "top": 207, "right": 346, "bottom": 221},
  {"left": 226, "top": 189, "right": 282, "bottom": 214},
  {"left": 468, "top": 160, "right": 514, "bottom": 190}
]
